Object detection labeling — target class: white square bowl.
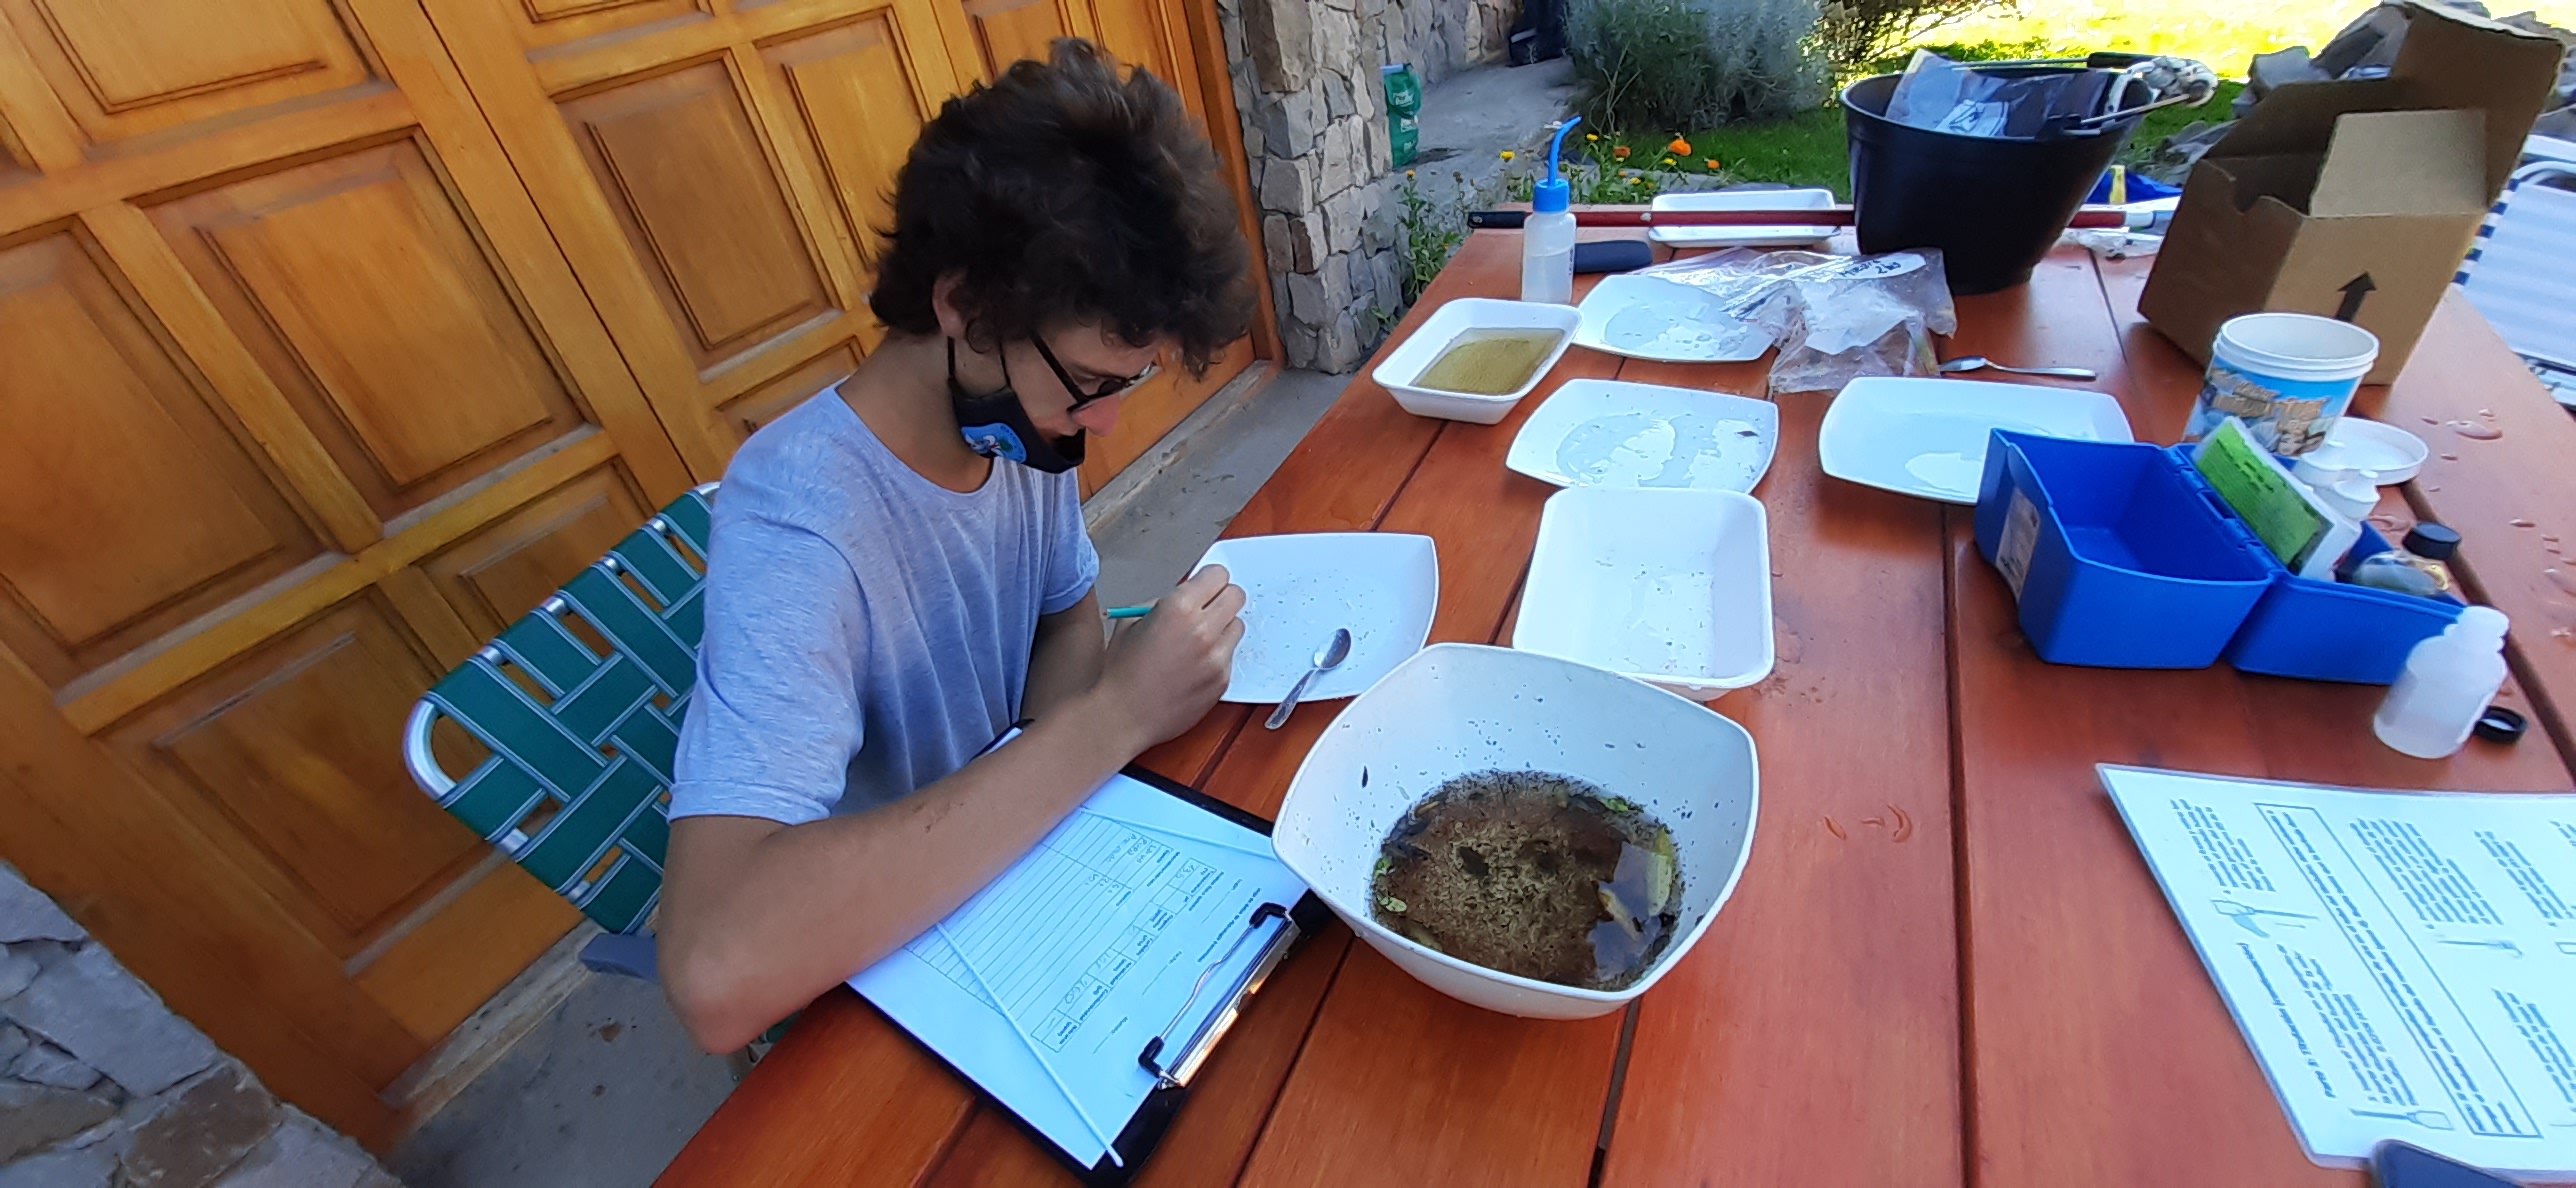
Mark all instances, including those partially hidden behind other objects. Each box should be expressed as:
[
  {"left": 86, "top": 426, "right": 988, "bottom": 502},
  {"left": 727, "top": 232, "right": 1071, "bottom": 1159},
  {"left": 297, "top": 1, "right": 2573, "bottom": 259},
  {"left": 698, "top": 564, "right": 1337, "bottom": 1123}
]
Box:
[
  {"left": 1194, "top": 533, "right": 1438, "bottom": 704},
  {"left": 1273, "top": 643, "right": 1760, "bottom": 1019},
  {"left": 1818, "top": 376, "right": 2134, "bottom": 504},
  {"left": 1370, "top": 298, "right": 1583, "bottom": 424},
  {"left": 1511, "top": 487, "right": 1775, "bottom": 700},
  {"left": 1504, "top": 378, "right": 1779, "bottom": 493}
]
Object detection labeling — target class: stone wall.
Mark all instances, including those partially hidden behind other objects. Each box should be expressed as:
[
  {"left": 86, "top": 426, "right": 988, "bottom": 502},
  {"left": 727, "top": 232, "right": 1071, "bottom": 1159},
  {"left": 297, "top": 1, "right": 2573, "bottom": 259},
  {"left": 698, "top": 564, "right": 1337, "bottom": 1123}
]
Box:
[
  {"left": 0, "top": 865, "right": 400, "bottom": 1188},
  {"left": 1218, "top": 0, "right": 1516, "bottom": 371}
]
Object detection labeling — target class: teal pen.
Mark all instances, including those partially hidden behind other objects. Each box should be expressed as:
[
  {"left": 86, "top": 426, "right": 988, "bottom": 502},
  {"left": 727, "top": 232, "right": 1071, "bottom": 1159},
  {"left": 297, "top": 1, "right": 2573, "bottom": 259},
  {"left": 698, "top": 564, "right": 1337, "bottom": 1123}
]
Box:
[{"left": 1106, "top": 605, "right": 1152, "bottom": 620}]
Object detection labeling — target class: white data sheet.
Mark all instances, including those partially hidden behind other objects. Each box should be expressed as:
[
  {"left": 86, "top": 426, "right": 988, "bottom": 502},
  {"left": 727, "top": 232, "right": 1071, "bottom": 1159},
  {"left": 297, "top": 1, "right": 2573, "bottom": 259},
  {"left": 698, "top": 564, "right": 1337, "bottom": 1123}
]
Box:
[
  {"left": 849, "top": 771, "right": 1308, "bottom": 1170},
  {"left": 2103, "top": 765, "right": 2576, "bottom": 1177}
]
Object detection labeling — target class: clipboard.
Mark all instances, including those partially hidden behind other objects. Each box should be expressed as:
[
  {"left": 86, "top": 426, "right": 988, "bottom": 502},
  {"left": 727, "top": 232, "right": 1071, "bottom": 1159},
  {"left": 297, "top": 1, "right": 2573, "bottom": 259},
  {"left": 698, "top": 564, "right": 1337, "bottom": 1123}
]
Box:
[{"left": 854, "top": 733, "right": 1328, "bottom": 1186}]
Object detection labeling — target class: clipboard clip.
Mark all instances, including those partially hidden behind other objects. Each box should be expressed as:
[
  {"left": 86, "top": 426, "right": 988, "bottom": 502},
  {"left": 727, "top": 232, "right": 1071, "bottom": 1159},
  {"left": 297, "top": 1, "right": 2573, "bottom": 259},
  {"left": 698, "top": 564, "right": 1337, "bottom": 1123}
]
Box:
[{"left": 1138, "top": 902, "right": 1295, "bottom": 1089}]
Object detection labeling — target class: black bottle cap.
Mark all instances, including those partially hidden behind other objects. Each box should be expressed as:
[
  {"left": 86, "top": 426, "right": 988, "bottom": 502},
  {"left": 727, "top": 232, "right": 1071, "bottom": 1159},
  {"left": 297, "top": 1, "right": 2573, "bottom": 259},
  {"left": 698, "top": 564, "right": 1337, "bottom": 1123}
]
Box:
[
  {"left": 2403, "top": 523, "right": 2461, "bottom": 561},
  {"left": 2473, "top": 705, "right": 2527, "bottom": 745}
]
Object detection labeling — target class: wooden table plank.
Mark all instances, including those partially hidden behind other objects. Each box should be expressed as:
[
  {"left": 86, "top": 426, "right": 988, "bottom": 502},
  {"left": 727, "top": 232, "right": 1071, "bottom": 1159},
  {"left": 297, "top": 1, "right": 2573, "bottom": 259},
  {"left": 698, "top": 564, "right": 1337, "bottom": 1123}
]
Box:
[
  {"left": 1595, "top": 350, "right": 1963, "bottom": 1186},
  {"left": 1231, "top": 233, "right": 1638, "bottom": 1187},
  {"left": 2100, "top": 260, "right": 2576, "bottom": 768},
  {"left": 904, "top": 240, "right": 1560, "bottom": 1187},
  {"left": 1953, "top": 251, "right": 2576, "bottom": 1188}
]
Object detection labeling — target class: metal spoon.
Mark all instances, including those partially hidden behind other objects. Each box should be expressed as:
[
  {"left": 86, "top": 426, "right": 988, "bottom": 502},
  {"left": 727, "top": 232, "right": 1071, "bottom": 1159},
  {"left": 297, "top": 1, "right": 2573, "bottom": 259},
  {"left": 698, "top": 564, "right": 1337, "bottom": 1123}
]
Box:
[
  {"left": 1939, "top": 356, "right": 2098, "bottom": 380},
  {"left": 1266, "top": 628, "right": 1352, "bottom": 730}
]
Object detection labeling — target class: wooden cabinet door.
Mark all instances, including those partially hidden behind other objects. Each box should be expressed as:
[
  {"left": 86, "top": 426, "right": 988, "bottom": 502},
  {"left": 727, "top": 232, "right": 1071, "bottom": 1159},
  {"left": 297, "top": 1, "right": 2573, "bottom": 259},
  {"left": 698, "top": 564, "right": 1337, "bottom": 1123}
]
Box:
[
  {"left": 0, "top": 0, "right": 695, "bottom": 1147},
  {"left": 423, "top": 0, "right": 1259, "bottom": 489},
  {"left": 419, "top": 0, "right": 970, "bottom": 476}
]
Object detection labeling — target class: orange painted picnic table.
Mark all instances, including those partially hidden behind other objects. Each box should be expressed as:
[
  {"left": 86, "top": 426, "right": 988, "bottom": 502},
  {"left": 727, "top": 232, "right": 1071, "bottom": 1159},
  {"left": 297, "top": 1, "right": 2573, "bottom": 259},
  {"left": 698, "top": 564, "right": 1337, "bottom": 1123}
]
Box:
[{"left": 660, "top": 229, "right": 2576, "bottom": 1188}]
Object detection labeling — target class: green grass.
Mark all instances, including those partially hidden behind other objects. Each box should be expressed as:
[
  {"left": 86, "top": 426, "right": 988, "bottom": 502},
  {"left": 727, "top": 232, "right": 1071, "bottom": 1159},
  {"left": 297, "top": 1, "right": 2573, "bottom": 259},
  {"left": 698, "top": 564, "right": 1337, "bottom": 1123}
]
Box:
[
  {"left": 1588, "top": 0, "right": 2574, "bottom": 195},
  {"left": 1934, "top": 0, "right": 2576, "bottom": 78},
  {"left": 1643, "top": 113, "right": 1854, "bottom": 198}
]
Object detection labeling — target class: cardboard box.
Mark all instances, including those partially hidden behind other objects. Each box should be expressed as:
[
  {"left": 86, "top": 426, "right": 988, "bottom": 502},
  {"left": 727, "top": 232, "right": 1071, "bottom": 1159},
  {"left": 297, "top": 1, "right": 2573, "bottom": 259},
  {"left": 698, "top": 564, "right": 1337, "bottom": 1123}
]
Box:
[{"left": 2140, "top": 2, "right": 2563, "bottom": 383}]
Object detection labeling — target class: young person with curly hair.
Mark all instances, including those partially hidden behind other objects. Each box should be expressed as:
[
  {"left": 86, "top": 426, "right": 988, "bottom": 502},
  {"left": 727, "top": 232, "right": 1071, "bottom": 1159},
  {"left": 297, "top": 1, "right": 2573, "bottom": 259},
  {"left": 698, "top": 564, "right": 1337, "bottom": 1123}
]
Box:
[{"left": 658, "top": 40, "right": 1257, "bottom": 1052}]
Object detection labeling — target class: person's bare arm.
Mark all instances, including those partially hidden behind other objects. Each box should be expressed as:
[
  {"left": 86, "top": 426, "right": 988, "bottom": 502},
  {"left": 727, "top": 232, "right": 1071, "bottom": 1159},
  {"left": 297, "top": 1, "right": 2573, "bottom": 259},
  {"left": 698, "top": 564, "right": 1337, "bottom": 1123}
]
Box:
[
  {"left": 658, "top": 568, "right": 1241, "bottom": 1053},
  {"left": 1020, "top": 588, "right": 1105, "bottom": 720}
]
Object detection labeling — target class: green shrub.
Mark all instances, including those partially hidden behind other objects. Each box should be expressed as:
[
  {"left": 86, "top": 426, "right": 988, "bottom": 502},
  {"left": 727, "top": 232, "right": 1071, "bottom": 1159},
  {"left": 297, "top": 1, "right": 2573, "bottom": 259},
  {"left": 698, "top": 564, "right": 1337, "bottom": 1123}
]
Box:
[
  {"left": 1566, "top": 0, "right": 1831, "bottom": 130},
  {"left": 1818, "top": 0, "right": 2022, "bottom": 68}
]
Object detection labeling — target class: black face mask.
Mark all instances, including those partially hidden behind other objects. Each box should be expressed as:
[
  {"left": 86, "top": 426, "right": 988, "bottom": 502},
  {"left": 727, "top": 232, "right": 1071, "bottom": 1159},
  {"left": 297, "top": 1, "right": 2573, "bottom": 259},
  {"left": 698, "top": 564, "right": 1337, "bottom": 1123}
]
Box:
[{"left": 947, "top": 339, "right": 1084, "bottom": 474}]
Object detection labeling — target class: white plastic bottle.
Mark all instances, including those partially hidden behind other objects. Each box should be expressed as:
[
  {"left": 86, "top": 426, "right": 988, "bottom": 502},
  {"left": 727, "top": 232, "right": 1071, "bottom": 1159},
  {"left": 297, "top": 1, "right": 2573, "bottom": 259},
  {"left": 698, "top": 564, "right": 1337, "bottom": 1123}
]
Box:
[
  {"left": 2373, "top": 606, "right": 2510, "bottom": 759},
  {"left": 1520, "top": 118, "right": 1579, "bottom": 305}
]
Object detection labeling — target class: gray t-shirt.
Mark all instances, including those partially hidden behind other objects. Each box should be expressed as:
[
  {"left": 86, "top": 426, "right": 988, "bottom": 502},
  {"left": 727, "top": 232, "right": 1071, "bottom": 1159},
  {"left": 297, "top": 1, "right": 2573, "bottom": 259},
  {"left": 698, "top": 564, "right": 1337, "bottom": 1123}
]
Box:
[{"left": 670, "top": 391, "right": 1098, "bottom": 825}]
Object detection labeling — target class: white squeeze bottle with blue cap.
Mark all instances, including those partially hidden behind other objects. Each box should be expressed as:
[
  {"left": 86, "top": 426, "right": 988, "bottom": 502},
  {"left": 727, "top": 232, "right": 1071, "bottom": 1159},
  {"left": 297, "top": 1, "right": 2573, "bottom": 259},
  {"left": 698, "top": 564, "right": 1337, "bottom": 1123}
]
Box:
[
  {"left": 2373, "top": 606, "right": 2510, "bottom": 759},
  {"left": 1521, "top": 118, "right": 1580, "bottom": 305}
]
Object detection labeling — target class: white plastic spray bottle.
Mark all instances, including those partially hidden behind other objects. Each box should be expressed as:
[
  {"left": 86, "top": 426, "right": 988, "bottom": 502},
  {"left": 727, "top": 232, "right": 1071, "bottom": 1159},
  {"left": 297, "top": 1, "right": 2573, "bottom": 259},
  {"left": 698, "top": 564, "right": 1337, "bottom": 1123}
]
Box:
[{"left": 1520, "top": 117, "right": 1580, "bottom": 305}]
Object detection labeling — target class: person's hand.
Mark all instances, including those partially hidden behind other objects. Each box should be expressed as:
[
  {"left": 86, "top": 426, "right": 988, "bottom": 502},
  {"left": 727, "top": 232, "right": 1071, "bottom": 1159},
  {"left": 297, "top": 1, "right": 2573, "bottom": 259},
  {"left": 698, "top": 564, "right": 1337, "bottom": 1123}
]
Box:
[{"left": 1093, "top": 565, "right": 1244, "bottom": 751}]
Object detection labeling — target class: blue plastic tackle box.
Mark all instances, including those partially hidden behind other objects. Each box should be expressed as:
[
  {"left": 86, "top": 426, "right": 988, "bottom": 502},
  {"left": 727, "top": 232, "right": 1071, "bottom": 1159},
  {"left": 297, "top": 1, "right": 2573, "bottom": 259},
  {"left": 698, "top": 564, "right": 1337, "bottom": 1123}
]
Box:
[{"left": 1973, "top": 430, "right": 2462, "bottom": 682}]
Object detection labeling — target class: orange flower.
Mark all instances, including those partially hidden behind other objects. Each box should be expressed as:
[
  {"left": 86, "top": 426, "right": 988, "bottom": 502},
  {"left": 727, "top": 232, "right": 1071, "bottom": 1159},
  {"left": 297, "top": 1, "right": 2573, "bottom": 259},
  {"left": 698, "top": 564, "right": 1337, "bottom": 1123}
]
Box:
[
  {"left": 1704, "top": 157, "right": 1721, "bottom": 171},
  {"left": 1667, "top": 137, "right": 1692, "bottom": 156},
  {"left": 1611, "top": 145, "right": 1631, "bottom": 160}
]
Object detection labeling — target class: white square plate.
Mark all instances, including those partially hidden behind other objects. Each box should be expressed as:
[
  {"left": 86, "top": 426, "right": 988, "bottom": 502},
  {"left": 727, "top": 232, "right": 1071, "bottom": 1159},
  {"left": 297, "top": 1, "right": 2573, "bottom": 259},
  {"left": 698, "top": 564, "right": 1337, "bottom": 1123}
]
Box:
[
  {"left": 1505, "top": 379, "right": 1778, "bottom": 493},
  {"left": 1193, "top": 533, "right": 1438, "bottom": 704},
  {"left": 1512, "top": 487, "right": 1774, "bottom": 700},
  {"left": 1649, "top": 188, "right": 1838, "bottom": 247},
  {"left": 1818, "top": 376, "right": 2135, "bottom": 504},
  {"left": 1571, "top": 275, "right": 1773, "bottom": 364}
]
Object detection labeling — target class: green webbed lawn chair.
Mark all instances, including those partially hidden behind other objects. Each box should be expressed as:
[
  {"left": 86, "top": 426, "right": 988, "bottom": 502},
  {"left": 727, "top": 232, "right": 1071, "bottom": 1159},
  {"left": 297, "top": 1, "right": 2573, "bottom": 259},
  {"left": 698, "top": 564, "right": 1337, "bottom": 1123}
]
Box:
[{"left": 402, "top": 486, "right": 715, "bottom": 982}]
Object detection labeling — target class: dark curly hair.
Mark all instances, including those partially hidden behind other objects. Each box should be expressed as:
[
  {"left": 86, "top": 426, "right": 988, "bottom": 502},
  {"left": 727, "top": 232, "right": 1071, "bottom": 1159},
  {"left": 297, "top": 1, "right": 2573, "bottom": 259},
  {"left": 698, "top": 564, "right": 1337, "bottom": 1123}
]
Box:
[{"left": 868, "top": 40, "right": 1254, "bottom": 374}]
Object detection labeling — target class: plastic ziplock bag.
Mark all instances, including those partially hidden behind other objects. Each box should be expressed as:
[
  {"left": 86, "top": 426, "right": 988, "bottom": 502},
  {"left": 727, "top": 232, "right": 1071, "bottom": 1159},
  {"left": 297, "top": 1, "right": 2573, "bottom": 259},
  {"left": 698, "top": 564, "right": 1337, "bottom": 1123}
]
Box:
[
  {"left": 1631, "top": 248, "right": 1957, "bottom": 394},
  {"left": 1883, "top": 51, "right": 2114, "bottom": 139}
]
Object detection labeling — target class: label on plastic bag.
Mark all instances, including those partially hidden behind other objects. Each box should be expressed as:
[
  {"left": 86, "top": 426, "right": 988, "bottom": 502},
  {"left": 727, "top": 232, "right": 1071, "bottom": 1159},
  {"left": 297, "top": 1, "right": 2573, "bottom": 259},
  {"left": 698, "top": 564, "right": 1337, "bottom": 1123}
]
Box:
[{"left": 1995, "top": 490, "right": 2040, "bottom": 599}]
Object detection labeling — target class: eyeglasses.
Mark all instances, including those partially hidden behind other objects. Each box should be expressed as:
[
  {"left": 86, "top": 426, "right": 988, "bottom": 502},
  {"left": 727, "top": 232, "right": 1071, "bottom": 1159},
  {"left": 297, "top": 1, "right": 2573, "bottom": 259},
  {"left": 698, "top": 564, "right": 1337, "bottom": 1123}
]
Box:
[{"left": 1030, "top": 334, "right": 1159, "bottom": 410}]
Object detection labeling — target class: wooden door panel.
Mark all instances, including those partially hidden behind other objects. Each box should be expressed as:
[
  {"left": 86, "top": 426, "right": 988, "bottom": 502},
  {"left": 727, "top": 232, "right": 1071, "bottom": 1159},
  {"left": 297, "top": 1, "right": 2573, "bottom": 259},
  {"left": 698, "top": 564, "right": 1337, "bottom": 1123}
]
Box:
[
  {"left": 559, "top": 60, "right": 840, "bottom": 375},
  {"left": 104, "top": 593, "right": 484, "bottom": 952},
  {"left": 758, "top": 12, "right": 927, "bottom": 275},
  {"left": 1085, "top": 0, "right": 1175, "bottom": 92},
  {"left": 509, "top": 0, "right": 706, "bottom": 51},
  {"left": 0, "top": 226, "right": 320, "bottom": 690},
  {"left": 1077, "top": 335, "right": 1251, "bottom": 492},
  {"left": 0, "top": 0, "right": 722, "bottom": 1146},
  {"left": 420, "top": 461, "right": 651, "bottom": 640},
  {"left": 0, "top": 0, "right": 377, "bottom": 146},
  {"left": 353, "top": 861, "right": 581, "bottom": 1044},
  {"left": 714, "top": 339, "right": 858, "bottom": 448},
  {"left": 149, "top": 137, "right": 592, "bottom": 521},
  {"left": 959, "top": 0, "right": 1071, "bottom": 80}
]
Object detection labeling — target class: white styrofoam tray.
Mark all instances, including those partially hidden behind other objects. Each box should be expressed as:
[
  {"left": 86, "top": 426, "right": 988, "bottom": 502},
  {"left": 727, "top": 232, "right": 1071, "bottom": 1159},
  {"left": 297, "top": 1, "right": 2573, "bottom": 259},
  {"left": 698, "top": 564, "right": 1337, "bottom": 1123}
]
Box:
[
  {"left": 1274, "top": 643, "right": 1759, "bottom": 1019},
  {"left": 1193, "top": 533, "right": 1437, "bottom": 704},
  {"left": 1818, "top": 376, "right": 2134, "bottom": 504},
  {"left": 1648, "top": 187, "right": 1839, "bottom": 247},
  {"left": 1570, "top": 274, "right": 1773, "bottom": 364},
  {"left": 1505, "top": 379, "right": 1778, "bottom": 493},
  {"left": 1369, "top": 298, "right": 1581, "bottom": 424},
  {"left": 1511, "top": 487, "right": 1774, "bottom": 701}
]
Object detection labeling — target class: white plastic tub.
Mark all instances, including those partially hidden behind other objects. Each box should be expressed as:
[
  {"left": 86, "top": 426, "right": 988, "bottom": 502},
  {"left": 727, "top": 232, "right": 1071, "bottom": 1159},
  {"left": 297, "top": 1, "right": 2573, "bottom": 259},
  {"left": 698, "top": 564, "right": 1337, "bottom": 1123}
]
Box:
[
  {"left": 1371, "top": 297, "right": 1582, "bottom": 424},
  {"left": 1273, "top": 644, "right": 1760, "bottom": 1019},
  {"left": 1512, "top": 487, "right": 1775, "bottom": 700}
]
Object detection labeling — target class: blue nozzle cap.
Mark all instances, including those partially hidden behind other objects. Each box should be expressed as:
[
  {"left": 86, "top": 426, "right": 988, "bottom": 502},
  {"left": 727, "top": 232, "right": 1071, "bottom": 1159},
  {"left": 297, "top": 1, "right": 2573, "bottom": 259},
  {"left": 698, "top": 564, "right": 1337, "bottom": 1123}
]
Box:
[{"left": 1534, "top": 117, "right": 1580, "bottom": 213}]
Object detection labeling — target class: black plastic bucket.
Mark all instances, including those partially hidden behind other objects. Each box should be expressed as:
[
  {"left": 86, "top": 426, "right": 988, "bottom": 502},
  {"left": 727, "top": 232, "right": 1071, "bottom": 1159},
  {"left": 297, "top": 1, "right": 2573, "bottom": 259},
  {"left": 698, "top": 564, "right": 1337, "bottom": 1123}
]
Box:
[{"left": 1843, "top": 71, "right": 2148, "bottom": 295}]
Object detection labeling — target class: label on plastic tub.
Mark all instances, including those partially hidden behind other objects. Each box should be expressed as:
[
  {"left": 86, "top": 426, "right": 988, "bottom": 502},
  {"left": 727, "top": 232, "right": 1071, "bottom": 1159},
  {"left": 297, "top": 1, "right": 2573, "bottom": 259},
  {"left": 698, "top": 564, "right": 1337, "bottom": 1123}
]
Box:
[
  {"left": 1995, "top": 490, "right": 2039, "bottom": 598},
  {"left": 2193, "top": 420, "right": 2334, "bottom": 571}
]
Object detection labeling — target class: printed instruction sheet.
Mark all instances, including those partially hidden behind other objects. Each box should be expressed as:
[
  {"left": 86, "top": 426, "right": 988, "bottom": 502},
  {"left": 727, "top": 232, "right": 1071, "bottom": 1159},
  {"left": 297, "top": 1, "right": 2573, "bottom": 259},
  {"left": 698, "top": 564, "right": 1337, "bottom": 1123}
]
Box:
[
  {"left": 2103, "top": 765, "right": 2576, "bottom": 1176},
  {"left": 850, "top": 772, "right": 1308, "bottom": 1169}
]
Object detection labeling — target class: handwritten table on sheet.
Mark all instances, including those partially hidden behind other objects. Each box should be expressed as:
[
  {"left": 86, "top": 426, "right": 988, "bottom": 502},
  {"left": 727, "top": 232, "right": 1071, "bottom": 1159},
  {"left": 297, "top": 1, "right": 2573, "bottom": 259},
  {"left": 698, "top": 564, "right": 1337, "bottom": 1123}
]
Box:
[
  {"left": 2104, "top": 766, "right": 2576, "bottom": 1178},
  {"left": 907, "top": 812, "right": 1224, "bottom": 1052},
  {"left": 850, "top": 772, "right": 1309, "bottom": 1169}
]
